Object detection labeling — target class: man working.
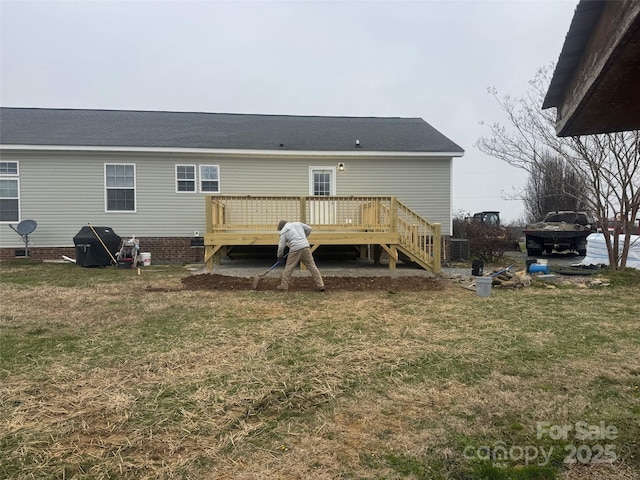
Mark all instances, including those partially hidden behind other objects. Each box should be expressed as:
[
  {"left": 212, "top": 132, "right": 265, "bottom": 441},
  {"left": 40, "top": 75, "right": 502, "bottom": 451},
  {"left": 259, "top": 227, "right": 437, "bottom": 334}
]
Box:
[{"left": 276, "top": 220, "right": 325, "bottom": 291}]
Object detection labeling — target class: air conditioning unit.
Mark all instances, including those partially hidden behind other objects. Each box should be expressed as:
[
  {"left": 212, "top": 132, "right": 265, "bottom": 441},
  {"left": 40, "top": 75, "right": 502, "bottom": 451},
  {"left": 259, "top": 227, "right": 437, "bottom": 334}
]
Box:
[{"left": 450, "top": 238, "right": 470, "bottom": 261}]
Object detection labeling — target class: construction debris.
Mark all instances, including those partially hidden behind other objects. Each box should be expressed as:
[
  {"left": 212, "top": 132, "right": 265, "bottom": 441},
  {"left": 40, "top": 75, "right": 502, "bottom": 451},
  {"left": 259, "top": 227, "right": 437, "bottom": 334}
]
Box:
[
  {"left": 449, "top": 259, "right": 611, "bottom": 292},
  {"left": 458, "top": 266, "right": 530, "bottom": 291},
  {"left": 457, "top": 264, "right": 603, "bottom": 291},
  {"left": 489, "top": 267, "right": 531, "bottom": 288}
]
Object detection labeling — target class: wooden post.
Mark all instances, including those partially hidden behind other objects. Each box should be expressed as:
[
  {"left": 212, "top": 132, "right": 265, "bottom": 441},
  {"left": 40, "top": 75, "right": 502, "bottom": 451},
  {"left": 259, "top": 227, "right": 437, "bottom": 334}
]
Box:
[
  {"left": 205, "top": 195, "right": 213, "bottom": 233},
  {"left": 373, "top": 244, "right": 381, "bottom": 264},
  {"left": 412, "top": 224, "right": 418, "bottom": 251},
  {"left": 432, "top": 223, "right": 442, "bottom": 273},
  {"left": 204, "top": 244, "right": 222, "bottom": 271},
  {"left": 388, "top": 245, "right": 397, "bottom": 269},
  {"left": 205, "top": 196, "right": 213, "bottom": 270},
  {"left": 390, "top": 197, "right": 398, "bottom": 233},
  {"left": 300, "top": 196, "right": 307, "bottom": 224},
  {"left": 205, "top": 246, "right": 214, "bottom": 270},
  {"left": 373, "top": 199, "right": 380, "bottom": 228}
]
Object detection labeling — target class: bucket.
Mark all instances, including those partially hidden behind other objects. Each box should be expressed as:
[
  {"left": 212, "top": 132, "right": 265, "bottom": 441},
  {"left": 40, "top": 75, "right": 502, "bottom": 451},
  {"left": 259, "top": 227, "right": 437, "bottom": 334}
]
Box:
[
  {"left": 471, "top": 259, "right": 484, "bottom": 276},
  {"left": 140, "top": 252, "right": 151, "bottom": 266},
  {"left": 476, "top": 276, "right": 493, "bottom": 297},
  {"left": 529, "top": 263, "right": 550, "bottom": 274}
]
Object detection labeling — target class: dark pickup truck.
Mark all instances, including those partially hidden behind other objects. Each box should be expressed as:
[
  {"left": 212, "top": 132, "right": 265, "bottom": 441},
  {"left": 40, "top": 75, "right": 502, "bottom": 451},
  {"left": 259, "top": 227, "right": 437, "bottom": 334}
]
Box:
[{"left": 523, "top": 211, "right": 597, "bottom": 257}]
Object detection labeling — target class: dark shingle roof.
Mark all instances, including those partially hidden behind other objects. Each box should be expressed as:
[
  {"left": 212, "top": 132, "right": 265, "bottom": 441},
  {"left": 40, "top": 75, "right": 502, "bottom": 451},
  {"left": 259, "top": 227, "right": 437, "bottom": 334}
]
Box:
[{"left": 0, "top": 108, "right": 464, "bottom": 154}]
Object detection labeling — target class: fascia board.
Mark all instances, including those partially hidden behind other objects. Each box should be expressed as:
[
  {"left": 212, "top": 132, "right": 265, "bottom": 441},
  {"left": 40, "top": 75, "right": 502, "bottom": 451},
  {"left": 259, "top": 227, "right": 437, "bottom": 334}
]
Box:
[{"left": 0, "top": 144, "right": 464, "bottom": 158}]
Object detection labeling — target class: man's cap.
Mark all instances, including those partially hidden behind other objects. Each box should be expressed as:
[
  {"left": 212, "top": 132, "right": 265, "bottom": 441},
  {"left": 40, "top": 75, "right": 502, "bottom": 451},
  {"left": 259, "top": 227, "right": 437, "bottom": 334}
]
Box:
[{"left": 277, "top": 220, "right": 287, "bottom": 231}]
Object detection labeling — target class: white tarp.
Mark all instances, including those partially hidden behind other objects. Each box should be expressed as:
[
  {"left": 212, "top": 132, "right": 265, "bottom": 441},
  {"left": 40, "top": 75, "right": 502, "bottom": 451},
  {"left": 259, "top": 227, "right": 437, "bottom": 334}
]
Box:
[{"left": 581, "top": 233, "right": 640, "bottom": 269}]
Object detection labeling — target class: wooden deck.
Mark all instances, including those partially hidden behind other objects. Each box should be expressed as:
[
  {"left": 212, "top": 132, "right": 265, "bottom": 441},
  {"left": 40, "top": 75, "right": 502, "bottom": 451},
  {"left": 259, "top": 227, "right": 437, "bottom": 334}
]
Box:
[{"left": 204, "top": 195, "right": 442, "bottom": 273}]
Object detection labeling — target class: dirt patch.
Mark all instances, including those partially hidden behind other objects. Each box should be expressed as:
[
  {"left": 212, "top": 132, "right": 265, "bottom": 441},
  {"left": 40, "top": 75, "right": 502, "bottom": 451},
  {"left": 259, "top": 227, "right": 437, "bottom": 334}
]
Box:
[{"left": 181, "top": 274, "right": 446, "bottom": 292}]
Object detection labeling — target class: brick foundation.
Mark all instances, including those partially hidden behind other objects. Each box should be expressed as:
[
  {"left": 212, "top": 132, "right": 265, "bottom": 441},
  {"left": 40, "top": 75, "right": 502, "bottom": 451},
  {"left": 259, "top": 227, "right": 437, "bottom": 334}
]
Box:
[
  {"left": 2, "top": 237, "right": 452, "bottom": 263},
  {"left": 0, "top": 237, "right": 205, "bottom": 263}
]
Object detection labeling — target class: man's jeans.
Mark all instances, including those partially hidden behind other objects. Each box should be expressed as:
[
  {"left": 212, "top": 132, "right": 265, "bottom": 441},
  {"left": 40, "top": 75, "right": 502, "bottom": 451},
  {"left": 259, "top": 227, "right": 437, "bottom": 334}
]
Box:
[{"left": 279, "top": 247, "right": 324, "bottom": 290}]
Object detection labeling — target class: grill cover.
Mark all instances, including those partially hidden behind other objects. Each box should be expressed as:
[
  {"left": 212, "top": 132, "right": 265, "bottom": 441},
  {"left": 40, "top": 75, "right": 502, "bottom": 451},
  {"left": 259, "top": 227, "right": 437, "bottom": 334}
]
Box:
[{"left": 73, "top": 226, "right": 121, "bottom": 267}]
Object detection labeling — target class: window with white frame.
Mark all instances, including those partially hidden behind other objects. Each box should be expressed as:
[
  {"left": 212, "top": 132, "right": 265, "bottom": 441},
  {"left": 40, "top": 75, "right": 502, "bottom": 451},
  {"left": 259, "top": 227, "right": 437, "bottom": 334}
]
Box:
[
  {"left": 176, "top": 165, "right": 196, "bottom": 192},
  {"left": 200, "top": 165, "right": 220, "bottom": 193},
  {"left": 0, "top": 161, "right": 20, "bottom": 222},
  {"left": 105, "top": 163, "right": 136, "bottom": 212}
]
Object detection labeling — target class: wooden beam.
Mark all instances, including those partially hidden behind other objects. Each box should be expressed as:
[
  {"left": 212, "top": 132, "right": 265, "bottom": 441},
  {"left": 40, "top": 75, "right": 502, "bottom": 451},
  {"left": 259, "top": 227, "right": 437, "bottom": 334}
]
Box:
[
  {"left": 204, "top": 244, "right": 223, "bottom": 270},
  {"left": 204, "top": 231, "right": 397, "bottom": 246},
  {"left": 379, "top": 244, "right": 398, "bottom": 269},
  {"left": 205, "top": 232, "right": 279, "bottom": 245},
  {"left": 548, "top": 1, "right": 640, "bottom": 135},
  {"left": 310, "top": 232, "right": 397, "bottom": 244}
]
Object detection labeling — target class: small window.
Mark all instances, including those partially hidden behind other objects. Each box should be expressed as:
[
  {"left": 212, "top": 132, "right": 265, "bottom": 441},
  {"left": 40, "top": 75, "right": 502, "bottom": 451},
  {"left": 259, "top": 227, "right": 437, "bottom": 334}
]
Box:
[
  {"left": 176, "top": 165, "right": 196, "bottom": 192},
  {"left": 0, "top": 162, "right": 20, "bottom": 222},
  {"left": 200, "top": 165, "right": 219, "bottom": 193},
  {"left": 313, "top": 170, "right": 332, "bottom": 196},
  {"left": 0, "top": 162, "right": 19, "bottom": 176},
  {"left": 0, "top": 179, "right": 19, "bottom": 222},
  {"left": 105, "top": 163, "right": 136, "bottom": 212}
]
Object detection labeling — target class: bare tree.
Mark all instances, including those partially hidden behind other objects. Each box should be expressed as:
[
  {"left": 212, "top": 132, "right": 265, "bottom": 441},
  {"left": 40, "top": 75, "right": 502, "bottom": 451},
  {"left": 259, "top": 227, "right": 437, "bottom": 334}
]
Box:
[
  {"left": 477, "top": 66, "right": 640, "bottom": 269},
  {"left": 523, "top": 152, "right": 590, "bottom": 223}
]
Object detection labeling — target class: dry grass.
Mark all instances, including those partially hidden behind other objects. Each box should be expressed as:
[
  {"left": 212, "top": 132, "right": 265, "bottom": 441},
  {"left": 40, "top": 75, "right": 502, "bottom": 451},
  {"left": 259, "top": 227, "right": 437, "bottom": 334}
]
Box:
[{"left": 1, "top": 262, "right": 639, "bottom": 479}]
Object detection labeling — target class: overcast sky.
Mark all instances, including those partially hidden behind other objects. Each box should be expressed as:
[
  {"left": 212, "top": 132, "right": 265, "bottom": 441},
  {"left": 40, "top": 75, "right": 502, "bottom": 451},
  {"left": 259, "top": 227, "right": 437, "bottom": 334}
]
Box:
[{"left": 0, "top": 0, "right": 578, "bottom": 223}]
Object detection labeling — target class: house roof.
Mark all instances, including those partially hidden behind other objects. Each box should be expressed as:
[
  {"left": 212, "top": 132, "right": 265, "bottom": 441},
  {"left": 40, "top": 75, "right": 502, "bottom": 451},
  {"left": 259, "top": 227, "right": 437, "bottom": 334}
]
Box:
[
  {"left": 543, "top": 0, "right": 640, "bottom": 136},
  {"left": 0, "top": 108, "right": 464, "bottom": 154}
]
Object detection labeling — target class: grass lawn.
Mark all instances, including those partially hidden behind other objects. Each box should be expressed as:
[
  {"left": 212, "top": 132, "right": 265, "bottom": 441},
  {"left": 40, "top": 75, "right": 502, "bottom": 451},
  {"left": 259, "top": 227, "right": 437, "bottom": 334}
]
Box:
[{"left": 1, "top": 261, "right": 639, "bottom": 479}]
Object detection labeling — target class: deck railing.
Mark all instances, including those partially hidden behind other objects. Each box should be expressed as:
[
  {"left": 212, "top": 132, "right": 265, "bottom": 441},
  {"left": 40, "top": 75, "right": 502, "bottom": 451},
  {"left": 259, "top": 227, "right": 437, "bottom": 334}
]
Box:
[
  {"left": 392, "top": 201, "right": 441, "bottom": 268},
  {"left": 208, "top": 196, "right": 396, "bottom": 231},
  {"left": 205, "top": 195, "right": 441, "bottom": 272}
]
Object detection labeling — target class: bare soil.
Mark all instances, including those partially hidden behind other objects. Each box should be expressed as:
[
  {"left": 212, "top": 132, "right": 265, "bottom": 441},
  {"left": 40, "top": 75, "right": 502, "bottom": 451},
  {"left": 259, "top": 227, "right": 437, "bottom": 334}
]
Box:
[{"left": 181, "top": 273, "right": 446, "bottom": 292}]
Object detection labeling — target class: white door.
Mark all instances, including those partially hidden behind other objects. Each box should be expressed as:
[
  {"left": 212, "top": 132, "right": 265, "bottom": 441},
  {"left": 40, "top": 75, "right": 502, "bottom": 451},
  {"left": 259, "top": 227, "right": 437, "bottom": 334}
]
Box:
[{"left": 309, "top": 167, "right": 336, "bottom": 224}]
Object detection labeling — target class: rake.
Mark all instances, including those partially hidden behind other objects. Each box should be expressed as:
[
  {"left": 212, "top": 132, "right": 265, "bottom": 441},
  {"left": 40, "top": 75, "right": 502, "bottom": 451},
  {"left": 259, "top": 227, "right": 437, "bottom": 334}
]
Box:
[{"left": 251, "top": 254, "right": 288, "bottom": 289}]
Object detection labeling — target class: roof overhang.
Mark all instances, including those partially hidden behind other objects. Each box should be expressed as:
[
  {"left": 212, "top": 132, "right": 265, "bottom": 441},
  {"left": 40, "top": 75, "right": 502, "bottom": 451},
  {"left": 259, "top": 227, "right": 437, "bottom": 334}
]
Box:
[
  {"left": 0, "top": 144, "right": 464, "bottom": 158},
  {"left": 543, "top": 0, "right": 640, "bottom": 136}
]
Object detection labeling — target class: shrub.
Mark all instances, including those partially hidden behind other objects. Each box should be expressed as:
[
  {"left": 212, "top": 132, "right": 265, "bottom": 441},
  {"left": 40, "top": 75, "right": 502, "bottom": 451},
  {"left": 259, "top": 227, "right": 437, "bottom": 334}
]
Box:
[{"left": 466, "top": 222, "right": 518, "bottom": 264}]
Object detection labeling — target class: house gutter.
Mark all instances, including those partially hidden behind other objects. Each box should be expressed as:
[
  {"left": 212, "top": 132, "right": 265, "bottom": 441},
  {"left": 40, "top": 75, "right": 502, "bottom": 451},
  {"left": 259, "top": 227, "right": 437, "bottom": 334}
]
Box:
[{"left": 0, "top": 144, "right": 464, "bottom": 158}]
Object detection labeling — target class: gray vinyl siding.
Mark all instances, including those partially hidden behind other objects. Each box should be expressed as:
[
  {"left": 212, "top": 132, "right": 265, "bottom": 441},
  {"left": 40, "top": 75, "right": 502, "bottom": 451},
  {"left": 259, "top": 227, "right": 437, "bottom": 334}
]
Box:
[
  {"left": 0, "top": 149, "right": 452, "bottom": 248},
  {"left": 333, "top": 157, "right": 452, "bottom": 235},
  {"left": 222, "top": 156, "right": 452, "bottom": 235}
]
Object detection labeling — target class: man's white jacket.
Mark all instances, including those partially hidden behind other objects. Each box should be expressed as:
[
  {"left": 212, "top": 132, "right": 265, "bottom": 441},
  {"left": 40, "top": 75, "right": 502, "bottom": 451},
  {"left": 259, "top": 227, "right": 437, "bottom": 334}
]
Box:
[{"left": 278, "top": 222, "right": 312, "bottom": 257}]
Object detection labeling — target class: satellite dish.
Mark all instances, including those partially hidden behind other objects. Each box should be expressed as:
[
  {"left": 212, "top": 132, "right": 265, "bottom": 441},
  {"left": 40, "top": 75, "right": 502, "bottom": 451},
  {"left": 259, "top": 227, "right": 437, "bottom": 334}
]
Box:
[
  {"left": 9, "top": 220, "right": 37, "bottom": 257},
  {"left": 16, "top": 219, "right": 37, "bottom": 236}
]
